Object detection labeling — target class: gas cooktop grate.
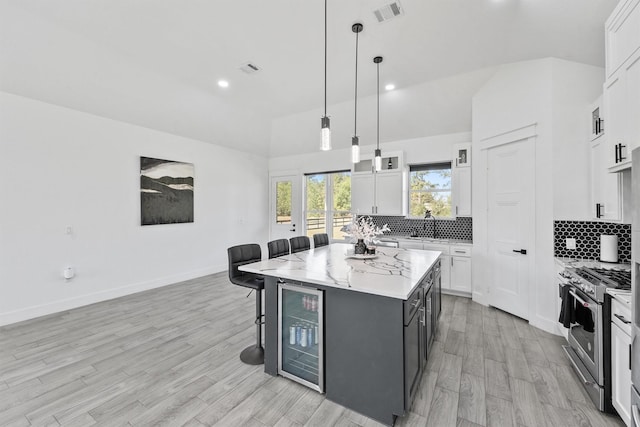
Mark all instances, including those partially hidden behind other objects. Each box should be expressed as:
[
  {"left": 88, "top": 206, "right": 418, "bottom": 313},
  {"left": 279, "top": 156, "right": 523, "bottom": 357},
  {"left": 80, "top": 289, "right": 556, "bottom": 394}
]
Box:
[{"left": 575, "top": 267, "right": 631, "bottom": 290}]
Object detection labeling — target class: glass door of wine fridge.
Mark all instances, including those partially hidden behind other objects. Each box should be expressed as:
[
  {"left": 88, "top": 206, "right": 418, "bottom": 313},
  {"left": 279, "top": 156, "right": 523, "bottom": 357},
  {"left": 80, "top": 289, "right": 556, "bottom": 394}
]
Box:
[{"left": 278, "top": 282, "right": 324, "bottom": 392}]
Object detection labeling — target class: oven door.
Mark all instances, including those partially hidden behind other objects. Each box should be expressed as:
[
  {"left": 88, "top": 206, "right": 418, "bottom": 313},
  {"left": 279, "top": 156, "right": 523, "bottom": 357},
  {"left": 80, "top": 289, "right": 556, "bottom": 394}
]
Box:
[{"left": 567, "top": 287, "right": 602, "bottom": 384}]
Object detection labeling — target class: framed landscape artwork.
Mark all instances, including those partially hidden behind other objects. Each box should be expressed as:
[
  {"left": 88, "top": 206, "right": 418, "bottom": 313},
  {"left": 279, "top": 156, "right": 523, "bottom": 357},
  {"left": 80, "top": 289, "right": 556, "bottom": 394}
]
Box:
[{"left": 140, "top": 156, "right": 194, "bottom": 225}]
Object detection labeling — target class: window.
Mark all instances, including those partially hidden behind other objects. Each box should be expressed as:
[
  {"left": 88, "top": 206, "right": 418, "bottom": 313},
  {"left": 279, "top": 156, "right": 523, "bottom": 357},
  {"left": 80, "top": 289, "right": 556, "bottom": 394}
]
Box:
[
  {"left": 275, "top": 181, "right": 292, "bottom": 224},
  {"left": 305, "top": 171, "right": 352, "bottom": 240},
  {"left": 409, "top": 162, "right": 452, "bottom": 217}
]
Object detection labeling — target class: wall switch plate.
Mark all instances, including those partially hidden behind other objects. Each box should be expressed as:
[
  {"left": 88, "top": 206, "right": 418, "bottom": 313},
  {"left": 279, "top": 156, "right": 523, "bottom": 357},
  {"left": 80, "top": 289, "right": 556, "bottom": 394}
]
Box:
[{"left": 566, "top": 238, "right": 576, "bottom": 250}]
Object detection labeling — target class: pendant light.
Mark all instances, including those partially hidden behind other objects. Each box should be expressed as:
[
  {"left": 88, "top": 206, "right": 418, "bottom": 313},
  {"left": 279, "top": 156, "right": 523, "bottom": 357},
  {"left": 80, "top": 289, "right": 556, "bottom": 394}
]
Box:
[
  {"left": 320, "top": 0, "right": 331, "bottom": 151},
  {"left": 351, "top": 23, "right": 363, "bottom": 163},
  {"left": 373, "top": 56, "right": 383, "bottom": 172}
]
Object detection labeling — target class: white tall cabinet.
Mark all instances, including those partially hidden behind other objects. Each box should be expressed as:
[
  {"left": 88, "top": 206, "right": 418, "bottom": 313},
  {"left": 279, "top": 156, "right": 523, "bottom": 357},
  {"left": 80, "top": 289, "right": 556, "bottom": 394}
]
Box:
[
  {"left": 610, "top": 296, "right": 632, "bottom": 426},
  {"left": 452, "top": 143, "right": 472, "bottom": 217},
  {"left": 589, "top": 96, "right": 624, "bottom": 221}
]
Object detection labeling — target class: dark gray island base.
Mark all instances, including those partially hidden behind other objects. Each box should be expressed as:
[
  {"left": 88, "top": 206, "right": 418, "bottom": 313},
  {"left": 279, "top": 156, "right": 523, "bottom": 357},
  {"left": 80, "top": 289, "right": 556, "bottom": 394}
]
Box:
[
  {"left": 240, "top": 244, "right": 442, "bottom": 425},
  {"left": 263, "top": 271, "right": 440, "bottom": 426}
]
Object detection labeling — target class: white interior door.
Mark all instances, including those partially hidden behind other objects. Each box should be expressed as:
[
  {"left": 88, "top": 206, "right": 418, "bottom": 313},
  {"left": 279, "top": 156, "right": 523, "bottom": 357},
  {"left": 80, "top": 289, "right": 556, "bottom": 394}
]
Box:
[
  {"left": 487, "top": 138, "right": 535, "bottom": 320},
  {"left": 270, "top": 175, "right": 301, "bottom": 241}
]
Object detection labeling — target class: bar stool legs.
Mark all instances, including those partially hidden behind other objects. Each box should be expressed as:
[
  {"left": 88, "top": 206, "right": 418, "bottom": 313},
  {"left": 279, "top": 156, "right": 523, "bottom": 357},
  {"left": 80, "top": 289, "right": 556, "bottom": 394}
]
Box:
[{"left": 240, "top": 288, "right": 264, "bottom": 365}]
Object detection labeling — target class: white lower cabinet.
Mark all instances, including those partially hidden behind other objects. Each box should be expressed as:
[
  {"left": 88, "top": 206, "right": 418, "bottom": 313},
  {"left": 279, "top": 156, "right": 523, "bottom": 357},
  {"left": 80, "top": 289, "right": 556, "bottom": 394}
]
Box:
[
  {"left": 611, "top": 298, "right": 632, "bottom": 426},
  {"left": 400, "top": 239, "right": 471, "bottom": 296},
  {"left": 449, "top": 245, "right": 471, "bottom": 294}
]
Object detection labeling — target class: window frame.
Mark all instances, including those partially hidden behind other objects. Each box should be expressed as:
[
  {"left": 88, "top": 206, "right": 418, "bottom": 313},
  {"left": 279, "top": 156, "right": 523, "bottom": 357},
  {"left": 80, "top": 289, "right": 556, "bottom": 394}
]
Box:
[{"left": 407, "top": 162, "right": 454, "bottom": 219}]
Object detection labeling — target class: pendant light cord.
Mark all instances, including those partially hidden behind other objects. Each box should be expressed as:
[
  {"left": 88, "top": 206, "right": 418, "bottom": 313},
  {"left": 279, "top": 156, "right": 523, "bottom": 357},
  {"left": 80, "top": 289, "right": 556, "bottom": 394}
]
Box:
[
  {"left": 376, "top": 61, "right": 380, "bottom": 150},
  {"left": 354, "top": 30, "right": 359, "bottom": 135},
  {"left": 324, "top": 0, "right": 327, "bottom": 116}
]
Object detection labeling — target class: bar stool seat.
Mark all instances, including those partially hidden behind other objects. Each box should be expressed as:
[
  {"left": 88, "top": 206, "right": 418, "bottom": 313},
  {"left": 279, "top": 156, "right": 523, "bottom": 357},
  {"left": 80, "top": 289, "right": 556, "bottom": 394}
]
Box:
[
  {"left": 290, "top": 236, "right": 311, "bottom": 254},
  {"left": 313, "top": 233, "right": 329, "bottom": 248},
  {"left": 268, "top": 238, "right": 290, "bottom": 259},
  {"left": 227, "top": 243, "right": 265, "bottom": 365}
]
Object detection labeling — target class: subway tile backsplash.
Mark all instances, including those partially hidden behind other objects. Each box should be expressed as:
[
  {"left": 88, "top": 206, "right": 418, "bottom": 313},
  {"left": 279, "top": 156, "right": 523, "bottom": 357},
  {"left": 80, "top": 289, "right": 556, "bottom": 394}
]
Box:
[
  {"left": 553, "top": 220, "right": 631, "bottom": 263},
  {"left": 366, "top": 216, "right": 473, "bottom": 241}
]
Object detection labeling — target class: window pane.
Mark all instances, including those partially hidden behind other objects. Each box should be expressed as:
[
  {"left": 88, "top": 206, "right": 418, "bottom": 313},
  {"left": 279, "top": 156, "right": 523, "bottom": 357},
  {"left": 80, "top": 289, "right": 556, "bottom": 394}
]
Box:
[
  {"left": 276, "top": 181, "right": 292, "bottom": 224},
  {"left": 306, "top": 175, "right": 326, "bottom": 212},
  {"left": 332, "top": 212, "right": 352, "bottom": 240},
  {"left": 409, "top": 191, "right": 452, "bottom": 217},
  {"left": 410, "top": 169, "right": 451, "bottom": 191},
  {"left": 332, "top": 172, "right": 351, "bottom": 211},
  {"left": 306, "top": 212, "right": 326, "bottom": 237}
]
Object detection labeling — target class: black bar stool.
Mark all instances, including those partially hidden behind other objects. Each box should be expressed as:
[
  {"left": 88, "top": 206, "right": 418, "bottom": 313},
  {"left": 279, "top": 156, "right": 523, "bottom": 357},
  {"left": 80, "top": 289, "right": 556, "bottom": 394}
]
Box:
[
  {"left": 289, "top": 236, "right": 311, "bottom": 254},
  {"left": 313, "top": 233, "right": 329, "bottom": 248},
  {"left": 227, "top": 244, "right": 265, "bottom": 365},
  {"left": 268, "top": 239, "right": 290, "bottom": 259}
]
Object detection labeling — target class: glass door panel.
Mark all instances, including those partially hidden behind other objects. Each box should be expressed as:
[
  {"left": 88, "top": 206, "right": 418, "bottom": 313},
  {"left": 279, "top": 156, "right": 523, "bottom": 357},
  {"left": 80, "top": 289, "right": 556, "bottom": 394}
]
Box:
[{"left": 278, "top": 283, "right": 323, "bottom": 392}]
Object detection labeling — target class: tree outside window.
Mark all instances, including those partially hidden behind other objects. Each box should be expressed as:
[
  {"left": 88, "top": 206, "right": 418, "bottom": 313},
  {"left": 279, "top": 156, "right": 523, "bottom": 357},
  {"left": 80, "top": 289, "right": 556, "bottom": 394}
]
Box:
[
  {"left": 409, "top": 163, "right": 452, "bottom": 217},
  {"left": 305, "top": 171, "right": 351, "bottom": 240}
]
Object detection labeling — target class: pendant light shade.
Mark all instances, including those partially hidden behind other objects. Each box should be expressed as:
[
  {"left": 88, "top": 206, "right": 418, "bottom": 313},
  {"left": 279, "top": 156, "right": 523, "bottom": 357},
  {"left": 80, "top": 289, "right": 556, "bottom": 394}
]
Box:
[
  {"left": 352, "top": 136, "right": 360, "bottom": 163},
  {"left": 351, "top": 22, "right": 363, "bottom": 163},
  {"left": 374, "top": 56, "right": 383, "bottom": 172},
  {"left": 320, "top": 0, "right": 331, "bottom": 151}
]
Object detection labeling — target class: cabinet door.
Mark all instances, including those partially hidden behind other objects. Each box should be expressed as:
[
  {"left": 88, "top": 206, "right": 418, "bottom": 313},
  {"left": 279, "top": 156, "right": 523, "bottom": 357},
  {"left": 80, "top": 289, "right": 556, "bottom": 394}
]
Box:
[
  {"left": 611, "top": 322, "right": 631, "bottom": 426},
  {"left": 452, "top": 167, "right": 472, "bottom": 217},
  {"left": 351, "top": 174, "right": 374, "bottom": 215},
  {"left": 605, "top": 72, "right": 631, "bottom": 170},
  {"left": 626, "top": 53, "right": 640, "bottom": 156},
  {"left": 591, "top": 137, "right": 622, "bottom": 221},
  {"left": 450, "top": 256, "right": 472, "bottom": 294},
  {"left": 376, "top": 171, "right": 404, "bottom": 215}
]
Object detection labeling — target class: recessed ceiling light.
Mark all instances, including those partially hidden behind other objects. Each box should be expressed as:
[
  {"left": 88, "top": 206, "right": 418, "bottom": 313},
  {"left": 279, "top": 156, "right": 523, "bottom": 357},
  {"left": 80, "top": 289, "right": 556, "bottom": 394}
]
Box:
[
  {"left": 218, "top": 80, "right": 229, "bottom": 88},
  {"left": 385, "top": 84, "right": 395, "bottom": 91}
]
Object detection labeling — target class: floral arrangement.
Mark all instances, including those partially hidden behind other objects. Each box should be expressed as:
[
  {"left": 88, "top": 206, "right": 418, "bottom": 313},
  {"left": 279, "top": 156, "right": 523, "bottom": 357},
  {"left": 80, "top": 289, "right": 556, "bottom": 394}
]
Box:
[{"left": 345, "top": 216, "right": 391, "bottom": 245}]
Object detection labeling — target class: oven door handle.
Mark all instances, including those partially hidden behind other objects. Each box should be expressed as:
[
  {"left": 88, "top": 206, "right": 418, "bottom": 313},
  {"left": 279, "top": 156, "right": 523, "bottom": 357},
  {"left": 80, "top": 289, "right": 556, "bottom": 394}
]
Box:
[
  {"left": 633, "top": 404, "right": 640, "bottom": 427},
  {"left": 569, "top": 289, "right": 590, "bottom": 308}
]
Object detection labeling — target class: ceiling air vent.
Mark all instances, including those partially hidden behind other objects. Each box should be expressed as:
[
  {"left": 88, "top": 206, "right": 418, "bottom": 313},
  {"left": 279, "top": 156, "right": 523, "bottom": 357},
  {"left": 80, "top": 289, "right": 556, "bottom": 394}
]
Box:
[
  {"left": 239, "top": 62, "right": 260, "bottom": 74},
  {"left": 374, "top": 1, "right": 403, "bottom": 23}
]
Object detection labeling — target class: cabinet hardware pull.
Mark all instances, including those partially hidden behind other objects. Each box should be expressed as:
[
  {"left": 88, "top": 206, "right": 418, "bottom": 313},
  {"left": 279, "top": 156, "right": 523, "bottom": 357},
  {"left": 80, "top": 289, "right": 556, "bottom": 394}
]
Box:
[
  {"left": 619, "top": 143, "right": 626, "bottom": 161},
  {"left": 630, "top": 344, "right": 632, "bottom": 371},
  {"left": 596, "top": 203, "right": 601, "bottom": 218},
  {"left": 454, "top": 250, "right": 465, "bottom": 254},
  {"left": 512, "top": 249, "right": 527, "bottom": 255},
  {"left": 614, "top": 313, "right": 631, "bottom": 324},
  {"left": 615, "top": 143, "right": 619, "bottom": 163}
]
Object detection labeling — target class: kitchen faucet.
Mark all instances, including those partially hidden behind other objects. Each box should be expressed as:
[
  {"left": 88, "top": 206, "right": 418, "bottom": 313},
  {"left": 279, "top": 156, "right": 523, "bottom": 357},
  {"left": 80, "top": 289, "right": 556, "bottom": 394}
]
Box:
[{"left": 424, "top": 210, "right": 438, "bottom": 239}]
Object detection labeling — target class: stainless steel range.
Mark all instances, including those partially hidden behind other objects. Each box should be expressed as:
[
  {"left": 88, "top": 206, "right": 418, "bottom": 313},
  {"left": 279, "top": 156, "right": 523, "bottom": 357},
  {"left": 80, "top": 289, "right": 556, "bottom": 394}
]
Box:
[{"left": 559, "top": 265, "right": 631, "bottom": 412}]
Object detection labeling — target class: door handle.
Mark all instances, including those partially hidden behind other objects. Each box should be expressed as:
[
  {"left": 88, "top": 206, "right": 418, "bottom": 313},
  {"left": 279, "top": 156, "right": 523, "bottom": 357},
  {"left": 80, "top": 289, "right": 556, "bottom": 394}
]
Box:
[
  {"left": 512, "top": 249, "right": 527, "bottom": 255},
  {"left": 289, "top": 229, "right": 296, "bottom": 232}
]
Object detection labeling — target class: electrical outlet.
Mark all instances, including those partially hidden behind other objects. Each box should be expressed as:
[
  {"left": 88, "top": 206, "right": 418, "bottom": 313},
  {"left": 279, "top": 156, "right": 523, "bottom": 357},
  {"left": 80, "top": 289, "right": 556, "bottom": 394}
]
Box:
[{"left": 566, "top": 238, "right": 576, "bottom": 250}]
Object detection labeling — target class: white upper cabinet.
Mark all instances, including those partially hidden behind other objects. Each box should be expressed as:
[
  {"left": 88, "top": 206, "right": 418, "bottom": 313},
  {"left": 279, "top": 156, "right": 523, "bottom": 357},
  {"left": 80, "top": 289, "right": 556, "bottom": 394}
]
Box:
[
  {"left": 351, "top": 151, "right": 405, "bottom": 216},
  {"left": 606, "top": 0, "right": 640, "bottom": 78},
  {"left": 605, "top": 0, "right": 640, "bottom": 172},
  {"left": 452, "top": 143, "right": 472, "bottom": 217}
]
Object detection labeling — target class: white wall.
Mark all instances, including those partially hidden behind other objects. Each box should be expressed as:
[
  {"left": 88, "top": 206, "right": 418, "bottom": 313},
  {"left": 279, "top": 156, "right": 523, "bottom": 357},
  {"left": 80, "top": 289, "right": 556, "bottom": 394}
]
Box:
[
  {"left": 0, "top": 92, "right": 269, "bottom": 326},
  {"left": 472, "top": 58, "right": 604, "bottom": 334},
  {"left": 269, "top": 68, "right": 497, "bottom": 158}
]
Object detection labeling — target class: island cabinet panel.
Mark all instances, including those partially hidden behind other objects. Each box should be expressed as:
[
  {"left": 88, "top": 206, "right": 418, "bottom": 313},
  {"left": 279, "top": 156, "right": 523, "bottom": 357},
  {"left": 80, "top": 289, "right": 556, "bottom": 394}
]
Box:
[{"left": 325, "top": 287, "right": 406, "bottom": 426}]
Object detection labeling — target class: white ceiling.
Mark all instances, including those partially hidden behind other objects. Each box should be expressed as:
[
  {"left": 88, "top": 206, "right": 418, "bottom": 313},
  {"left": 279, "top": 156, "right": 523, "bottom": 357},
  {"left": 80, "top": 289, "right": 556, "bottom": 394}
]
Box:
[{"left": 0, "top": 0, "right": 618, "bottom": 156}]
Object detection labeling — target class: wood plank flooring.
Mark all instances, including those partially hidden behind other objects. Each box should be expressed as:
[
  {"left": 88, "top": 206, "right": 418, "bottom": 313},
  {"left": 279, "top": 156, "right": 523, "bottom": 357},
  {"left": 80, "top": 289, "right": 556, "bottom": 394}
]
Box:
[{"left": 0, "top": 273, "right": 626, "bottom": 426}]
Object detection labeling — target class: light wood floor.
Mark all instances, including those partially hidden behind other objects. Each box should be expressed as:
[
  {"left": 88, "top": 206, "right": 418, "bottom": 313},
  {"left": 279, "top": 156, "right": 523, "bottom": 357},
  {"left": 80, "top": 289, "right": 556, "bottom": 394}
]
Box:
[{"left": 0, "top": 273, "right": 625, "bottom": 426}]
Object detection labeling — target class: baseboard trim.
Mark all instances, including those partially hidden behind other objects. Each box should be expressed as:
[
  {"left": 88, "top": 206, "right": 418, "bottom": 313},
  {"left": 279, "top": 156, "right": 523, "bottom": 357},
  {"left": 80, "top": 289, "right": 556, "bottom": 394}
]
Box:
[
  {"left": 0, "top": 264, "right": 226, "bottom": 327},
  {"left": 530, "top": 314, "right": 560, "bottom": 336}
]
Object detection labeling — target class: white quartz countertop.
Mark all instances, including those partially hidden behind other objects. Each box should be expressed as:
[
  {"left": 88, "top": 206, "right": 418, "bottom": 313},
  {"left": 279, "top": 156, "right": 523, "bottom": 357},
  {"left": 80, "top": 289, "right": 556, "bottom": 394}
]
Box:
[
  {"left": 555, "top": 257, "right": 631, "bottom": 270},
  {"left": 239, "top": 243, "right": 441, "bottom": 300}
]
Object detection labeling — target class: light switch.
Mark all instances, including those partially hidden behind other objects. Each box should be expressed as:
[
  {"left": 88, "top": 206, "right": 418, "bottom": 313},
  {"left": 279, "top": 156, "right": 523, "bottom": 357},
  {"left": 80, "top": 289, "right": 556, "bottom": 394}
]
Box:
[{"left": 566, "top": 238, "right": 576, "bottom": 250}]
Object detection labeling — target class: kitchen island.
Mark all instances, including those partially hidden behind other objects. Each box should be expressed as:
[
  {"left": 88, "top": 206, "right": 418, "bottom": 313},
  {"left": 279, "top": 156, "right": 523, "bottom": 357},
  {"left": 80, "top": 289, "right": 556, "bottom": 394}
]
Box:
[{"left": 240, "top": 243, "right": 441, "bottom": 426}]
